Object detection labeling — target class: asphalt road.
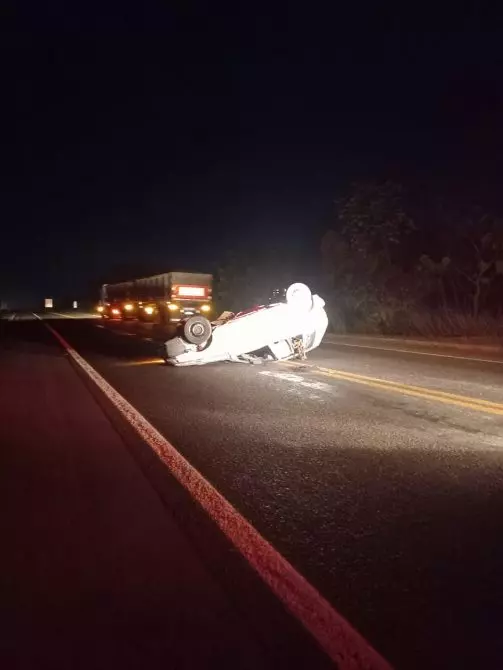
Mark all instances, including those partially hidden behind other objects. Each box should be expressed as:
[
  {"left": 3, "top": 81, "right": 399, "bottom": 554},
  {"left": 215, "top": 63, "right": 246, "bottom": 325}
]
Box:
[
  {"left": 1, "top": 315, "right": 334, "bottom": 670},
  {"left": 3, "top": 312, "right": 503, "bottom": 669}
]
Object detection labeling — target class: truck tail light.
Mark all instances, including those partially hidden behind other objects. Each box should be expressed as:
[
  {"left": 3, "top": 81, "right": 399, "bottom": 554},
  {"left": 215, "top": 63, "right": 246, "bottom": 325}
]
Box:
[{"left": 173, "top": 285, "right": 207, "bottom": 299}]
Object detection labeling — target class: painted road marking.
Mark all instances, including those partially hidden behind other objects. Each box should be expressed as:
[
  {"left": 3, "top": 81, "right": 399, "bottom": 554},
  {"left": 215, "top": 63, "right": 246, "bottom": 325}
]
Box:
[
  {"left": 260, "top": 370, "right": 333, "bottom": 395},
  {"left": 92, "top": 323, "right": 153, "bottom": 341},
  {"left": 35, "top": 312, "right": 99, "bottom": 320},
  {"left": 260, "top": 371, "right": 328, "bottom": 402},
  {"left": 43, "top": 322, "right": 391, "bottom": 670},
  {"left": 283, "top": 361, "right": 503, "bottom": 416},
  {"left": 103, "top": 329, "right": 136, "bottom": 337},
  {"left": 117, "top": 358, "right": 165, "bottom": 367},
  {"left": 51, "top": 312, "right": 77, "bottom": 319},
  {"left": 323, "top": 340, "right": 503, "bottom": 365},
  {"left": 49, "top": 312, "right": 100, "bottom": 319}
]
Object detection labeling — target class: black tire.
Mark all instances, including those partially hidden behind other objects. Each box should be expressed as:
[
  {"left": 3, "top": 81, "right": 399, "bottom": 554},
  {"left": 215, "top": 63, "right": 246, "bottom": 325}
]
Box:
[{"left": 183, "top": 315, "right": 212, "bottom": 345}]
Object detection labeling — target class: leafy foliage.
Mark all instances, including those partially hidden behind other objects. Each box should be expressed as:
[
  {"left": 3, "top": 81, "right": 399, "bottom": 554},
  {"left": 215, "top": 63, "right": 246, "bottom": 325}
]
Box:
[
  {"left": 321, "top": 183, "right": 503, "bottom": 335},
  {"left": 216, "top": 180, "right": 503, "bottom": 337}
]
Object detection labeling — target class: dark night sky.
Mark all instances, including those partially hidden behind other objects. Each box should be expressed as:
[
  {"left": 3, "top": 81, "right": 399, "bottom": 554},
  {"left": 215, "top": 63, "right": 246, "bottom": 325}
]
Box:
[{"left": 3, "top": 3, "right": 503, "bottom": 304}]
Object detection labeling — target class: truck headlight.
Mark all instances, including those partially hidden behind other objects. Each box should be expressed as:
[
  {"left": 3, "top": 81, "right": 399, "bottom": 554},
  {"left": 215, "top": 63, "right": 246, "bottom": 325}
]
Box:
[
  {"left": 124, "top": 303, "right": 133, "bottom": 311},
  {"left": 144, "top": 306, "right": 154, "bottom": 315},
  {"left": 201, "top": 304, "right": 211, "bottom": 312},
  {"left": 97, "top": 305, "right": 104, "bottom": 313},
  {"left": 167, "top": 303, "right": 179, "bottom": 311}
]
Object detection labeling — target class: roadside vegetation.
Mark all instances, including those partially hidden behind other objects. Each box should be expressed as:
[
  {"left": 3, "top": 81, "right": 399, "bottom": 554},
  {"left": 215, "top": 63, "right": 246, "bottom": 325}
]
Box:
[
  {"left": 217, "top": 181, "right": 503, "bottom": 338},
  {"left": 321, "top": 181, "right": 503, "bottom": 336}
]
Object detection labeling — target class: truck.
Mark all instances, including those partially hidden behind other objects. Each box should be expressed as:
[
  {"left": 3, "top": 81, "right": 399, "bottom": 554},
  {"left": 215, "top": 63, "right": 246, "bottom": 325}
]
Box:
[{"left": 97, "top": 272, "right": 213, "bottom": 323}]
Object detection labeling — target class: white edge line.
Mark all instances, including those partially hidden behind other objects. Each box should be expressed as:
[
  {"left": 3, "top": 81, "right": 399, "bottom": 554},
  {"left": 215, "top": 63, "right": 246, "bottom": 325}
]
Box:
[
  {"left": 43, "top": 321, "right": 392, "bottom": 670},
  {"left": 324, "top": 340, "right": 503, "bottom": 365}
]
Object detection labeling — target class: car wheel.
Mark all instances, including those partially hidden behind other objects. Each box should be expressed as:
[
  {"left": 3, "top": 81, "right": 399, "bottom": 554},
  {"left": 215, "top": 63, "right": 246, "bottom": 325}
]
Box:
[
  {"left": 183, "top": 315, "right": 212, "bottom": 345},
  {"left": 286, "top": 283, "right": 313, "bottom": 311}
]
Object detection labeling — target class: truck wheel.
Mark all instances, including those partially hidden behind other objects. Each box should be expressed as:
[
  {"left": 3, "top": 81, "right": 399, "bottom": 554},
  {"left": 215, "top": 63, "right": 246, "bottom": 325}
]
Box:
[{"left": 183, "top": 315, "right": 212, "bottom": 345}]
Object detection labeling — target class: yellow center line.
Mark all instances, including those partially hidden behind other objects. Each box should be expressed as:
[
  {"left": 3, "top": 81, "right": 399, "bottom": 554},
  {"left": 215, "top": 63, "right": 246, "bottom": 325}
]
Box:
[
  {"left": 281, "top": 361, "right": 503, "bottom": 415},
  {"left": 116, "top": 358, "right": 165, "bottom": 367}
]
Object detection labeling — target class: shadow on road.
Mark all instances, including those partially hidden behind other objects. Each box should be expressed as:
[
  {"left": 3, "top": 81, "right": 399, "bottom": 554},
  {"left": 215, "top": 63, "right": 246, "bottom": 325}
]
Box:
[
  {"left": 0, "top": 318, "right": 160, "bottom": 362},
  {"left": 48, "top": 318, "right": 168, "bottom": 361}
]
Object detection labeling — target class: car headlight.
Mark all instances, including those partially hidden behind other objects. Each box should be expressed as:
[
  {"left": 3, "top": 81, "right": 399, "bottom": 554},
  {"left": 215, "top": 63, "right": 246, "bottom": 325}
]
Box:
[
  {"left": 97, "top": 305, "right": 104, "bottom": 313},
  {"left": 201, "top": 304, "right": 211, "bottom": 312},
  {"left": 144, "top": 306, "right": 154, "bottom": 315},
  {"left": 124, "top": 303, "right": 133, "bottom": 311},
  {"left": 167, "top": 303, "right": 179, "bottom": 311},
  {"left": 111, "top": 308, "right": 120, "bottom": 315}
]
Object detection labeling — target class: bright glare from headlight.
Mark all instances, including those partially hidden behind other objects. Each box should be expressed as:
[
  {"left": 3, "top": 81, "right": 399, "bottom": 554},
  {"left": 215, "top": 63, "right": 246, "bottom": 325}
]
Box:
[
  {"left": 201, "top": 304, "right": 211, "bottom": 312},
  {"left": 286, "top": 283, "right": 313, "bottom": 312},
  {"left": 144, "top": 306, "right": 154, "bottom": 315},
  {"left": 167, "top": 303, "right": 179, "bottom": 311},
  {"left": 124, "top": 303, "right": 133, "bottom": 311},
  {"left": 111, "top": 308, "right": 120, "bottom": 315},
  {"left": 97, "top": 305, "right": 104, "bottom": 313}
]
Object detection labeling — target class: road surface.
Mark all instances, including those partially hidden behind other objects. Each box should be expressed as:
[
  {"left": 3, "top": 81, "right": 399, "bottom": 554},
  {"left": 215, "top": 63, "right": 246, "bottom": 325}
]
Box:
[
  {"left": 2, "top": 312, "right": 503, "bottom": 669},
  {"left": 1, "top": 314, "right": 336, "bottom": 670}
]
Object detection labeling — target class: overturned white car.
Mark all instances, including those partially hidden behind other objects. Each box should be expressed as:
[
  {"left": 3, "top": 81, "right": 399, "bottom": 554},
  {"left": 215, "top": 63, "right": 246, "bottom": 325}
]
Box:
[{"left": 162, "top": 283, "right": 328, "bottom": 366}]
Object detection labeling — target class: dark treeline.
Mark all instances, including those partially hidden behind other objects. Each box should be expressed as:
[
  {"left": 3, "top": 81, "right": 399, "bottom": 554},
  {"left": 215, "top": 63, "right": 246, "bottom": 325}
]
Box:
[{"left": 216, "top": 181, "right": 503, "bottom": 337}]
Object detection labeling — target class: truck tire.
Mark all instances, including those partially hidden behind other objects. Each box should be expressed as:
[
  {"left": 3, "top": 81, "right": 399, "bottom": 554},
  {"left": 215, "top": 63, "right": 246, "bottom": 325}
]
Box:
[{"left": 183, "top": 315, "right": 212, "bottom": 345}]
